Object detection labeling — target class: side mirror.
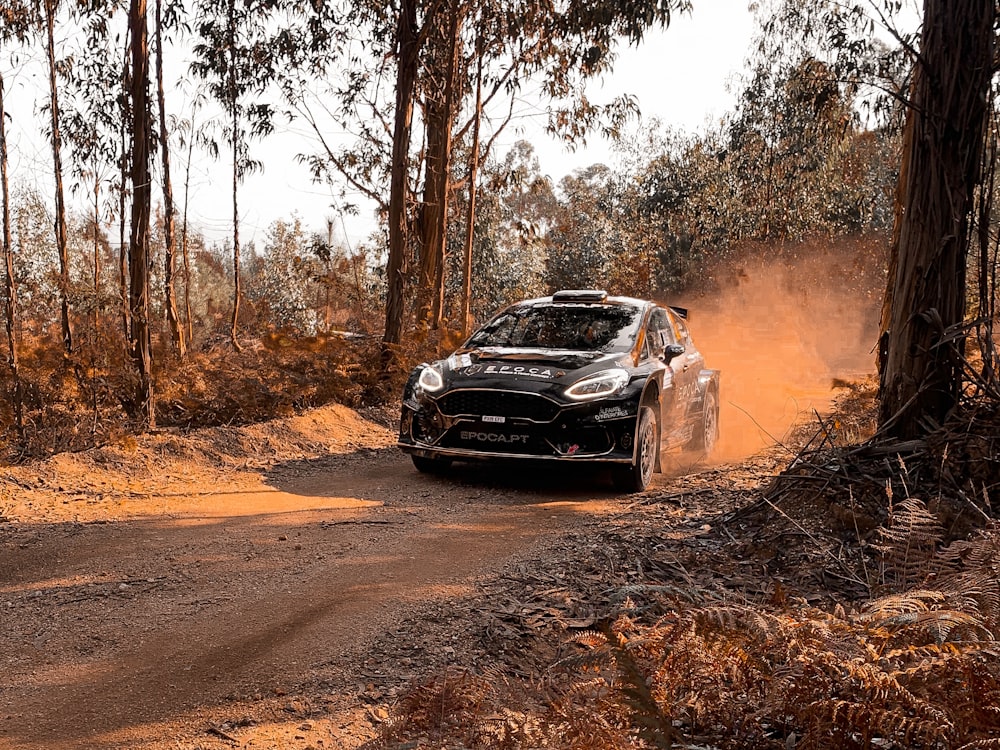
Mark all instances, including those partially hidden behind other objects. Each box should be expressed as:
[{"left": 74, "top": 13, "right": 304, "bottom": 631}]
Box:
[{"left": 663, "top": 344, "right": 685, "bottom": 363}]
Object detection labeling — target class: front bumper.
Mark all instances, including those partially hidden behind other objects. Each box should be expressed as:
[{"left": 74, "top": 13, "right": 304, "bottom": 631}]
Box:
[{"left": 398, "top": 385, "right": 641, "bottom": 464}]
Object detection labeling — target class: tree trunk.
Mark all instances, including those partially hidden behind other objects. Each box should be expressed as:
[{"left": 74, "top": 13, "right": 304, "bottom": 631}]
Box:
[
  {"left": 415, "top": 2, "right": 461, "bottom": 330},
  {"left": 155, "top": 0, "right": 186, "bottom": 356},
  {"left": 119, "top": 46, "right": 132, "bottom": 341},
  {"left": 877, "top": 0, "right": 994, "bottom": 438},
  {"left": 460, "top": 49, "right": 482, "bottom": 339},
  {"left": 0, "top": 70, "right": 24, "bottom": 438},
  {"left": 383, "top": 0, "right": 420, "bottom": 351},
  {"left": 128, "top": 0, "right": 155, "bottom": 429},
  {"left": 227, "top": 0, "right": 243, "bottom": 353},
  {"left": 91, "top": 174, "right": 99, "bottom": 332},
  {"left": 181, "top": 110, "right": 195, "bottom": 345},
  {"left": 44, "top": 0, "right": 73, "bottom": 353}
]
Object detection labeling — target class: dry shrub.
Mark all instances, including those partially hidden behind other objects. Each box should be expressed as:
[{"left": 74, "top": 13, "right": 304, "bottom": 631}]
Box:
[{"left": 377, "top": 541, "right": 1000, "bottom": 750}]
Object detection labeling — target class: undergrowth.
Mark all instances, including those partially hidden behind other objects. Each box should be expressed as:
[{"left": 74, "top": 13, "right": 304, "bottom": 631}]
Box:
[
  {"left": 0, "top": 323, "right": 459, "bottom": 461},
  {"left": 369, "top": 389, "right": 1000, "bottom": 750}
]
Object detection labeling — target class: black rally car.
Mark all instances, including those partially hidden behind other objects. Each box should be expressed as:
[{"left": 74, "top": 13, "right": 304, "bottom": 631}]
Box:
[{"left": 398, "top": 290, "right": 720, "bottom": 491}]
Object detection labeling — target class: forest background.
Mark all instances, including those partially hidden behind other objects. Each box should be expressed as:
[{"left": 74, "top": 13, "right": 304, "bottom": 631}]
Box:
[{"left": 0, "top": 0, "right": 980, "bottom": 458}]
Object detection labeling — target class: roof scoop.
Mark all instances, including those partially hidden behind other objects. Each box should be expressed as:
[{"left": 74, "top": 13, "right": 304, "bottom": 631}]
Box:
[{"left": 551, "top": 289, "right": 608, "bottom": 303}]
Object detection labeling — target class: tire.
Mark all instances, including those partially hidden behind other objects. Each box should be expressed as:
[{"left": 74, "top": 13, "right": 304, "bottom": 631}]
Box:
[
  {"left": 613, "top": 405, "right": 658, "bottom": 493},
  {"left": 689, "top": 388, "right": 719, "bottom": 456},
  {"left": 411, "top": 454, "right": 452, "bottom": 474}
]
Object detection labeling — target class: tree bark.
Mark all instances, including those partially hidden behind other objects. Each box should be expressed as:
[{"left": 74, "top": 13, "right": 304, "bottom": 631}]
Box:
[
  {"left": 1, "top": 70, "right": 24, "bottom": 437},
  {"left": 227, "top": 0, "right": 243, "bottom": 353},
  {"left": 128, "top": 0, "right": 155, "bottom": 429},
  {"left": 383, "top": 0, "right": 421, "bottom": 351},
  {"left": 414, "top": 1, "right": 461, "bottom": 330},
  {"left": 44, "top": 0, "right": 73, "bottom": 353},
  {"left": 877, "top": 0, "right": 994, "bottom": 438},
  {"left": 155, "top": 0, "right": 186, "bottom": 356},
  {"left": 460, "top": 49, "right": 482, "bottom": 339},
  {"left": 181, "top": 114, "right": 195, "bottom": 346},
  {"left": 119, "top": 45, "right": 132, "bottom": 341}
]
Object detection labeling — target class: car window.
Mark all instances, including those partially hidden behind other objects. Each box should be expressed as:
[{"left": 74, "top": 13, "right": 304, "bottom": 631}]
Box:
[
  {"left": 644, "top": 308, "right": 675, "bottom": 359},
  {"left": 467, "top": 303, "right": 642, "bottom": 352},
  {"left": 672, "top": 313, "right": 693, "bottom": 348}
]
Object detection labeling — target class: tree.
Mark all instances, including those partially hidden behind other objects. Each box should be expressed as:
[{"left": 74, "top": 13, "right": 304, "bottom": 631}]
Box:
[
  {"left": 128, "top": 0, "right": 155, "bottom": 427},
  {"left": 877, "top": 0, "right": 995, "bottom": 438},
  {"left": 383, "top": 0, "right": 422, "bottom": 352},
  {"left": 0, "top": 2, "right": 32, "bottom": 438},
  {"left": 155, "top": 0, "right": 185, "bottom": 355},
  {"left": 191, "top": 0, "right": 278, "bottom": 352},
  {"left": 42, "top": 0, "right": 74, "bottom": 352},
  {"left": 60, "top": 2, "right": 129, "bottom": 334}
]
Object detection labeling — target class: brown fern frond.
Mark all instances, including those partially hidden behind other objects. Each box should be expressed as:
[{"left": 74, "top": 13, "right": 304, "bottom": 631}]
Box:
[
  {"left": 956, "top": 740, "right": 1000, "bottom": 749},
  {"left": 811, "top": 698, "right": 953, "bottom": 747},
  {"left": 874, "top": 497, "right": 946, "bottom": 587},
  {"left": 863, "top": 588, "right": 946, "bottom": 617}
]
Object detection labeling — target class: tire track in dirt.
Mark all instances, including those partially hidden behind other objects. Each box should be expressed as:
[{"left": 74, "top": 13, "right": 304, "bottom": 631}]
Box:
[{"left": 0, "top": 450, "right": 615, "bottom": 750}]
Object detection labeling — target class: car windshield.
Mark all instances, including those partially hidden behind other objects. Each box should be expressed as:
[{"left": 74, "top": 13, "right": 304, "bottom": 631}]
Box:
[{"left": 467, "top": 303, "right": 642, "bottom": 352}]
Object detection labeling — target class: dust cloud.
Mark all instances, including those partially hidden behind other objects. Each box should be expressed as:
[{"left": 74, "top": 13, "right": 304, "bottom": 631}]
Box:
[{"left": 676, "top": 240, "right": 886, "bottom": 463}]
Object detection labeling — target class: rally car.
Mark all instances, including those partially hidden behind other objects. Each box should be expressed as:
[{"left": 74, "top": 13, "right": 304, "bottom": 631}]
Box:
[{"left": 398, "top": 290, "right": 720, "bottom": 492}]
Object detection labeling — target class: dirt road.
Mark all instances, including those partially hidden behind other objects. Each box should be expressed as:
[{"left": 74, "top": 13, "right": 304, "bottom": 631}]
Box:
[{"left": 0, "top": 406, "right": 640, "bottom": 750}]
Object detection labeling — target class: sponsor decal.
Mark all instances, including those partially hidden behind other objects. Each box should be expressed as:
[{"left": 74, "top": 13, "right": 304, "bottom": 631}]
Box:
[
  {"left": 596, "top": 405, "right": 631, "bottom": 421},
  {"left": 464, "top": 363, "right": 484, "bottom": 375},
  {"left": 482, "top": 415, "right": 506, "bottom": 424},
  {"left": 460, "top": 431, "right": 530, "bottom": 444},
  {"left": 477, "top": 364, "right": 555, "bottom": 378}
]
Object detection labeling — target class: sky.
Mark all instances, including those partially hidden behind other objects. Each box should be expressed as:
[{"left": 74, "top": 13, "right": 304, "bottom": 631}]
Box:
[{"left": 3, "top": 1, "right": 758, "bottom": 252}]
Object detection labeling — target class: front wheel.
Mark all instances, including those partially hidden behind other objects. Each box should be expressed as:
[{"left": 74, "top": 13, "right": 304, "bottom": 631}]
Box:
[
  {"left": 411, "top": 454, "right": 452, "bottom": 475},
  {"left": 612, "top": 405, "right": 658, "bottom": 493}
]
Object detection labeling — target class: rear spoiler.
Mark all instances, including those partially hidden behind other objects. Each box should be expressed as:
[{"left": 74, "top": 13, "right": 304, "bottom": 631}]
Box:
[{"left": 669, "top": 305, "right": 688, "bottom": 320}]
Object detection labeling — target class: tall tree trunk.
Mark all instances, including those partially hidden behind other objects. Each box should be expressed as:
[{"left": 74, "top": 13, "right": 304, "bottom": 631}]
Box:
[
  {"left": 460, "top": 49, "right": 482, "bottom": 339},
  {"left": 91, "top": 164, "right": 100, "bottom": 332},
  {"left": 227, "top": 0, "right": 243, "bottom": 353},
  {"left": 383, "top": 0, "right": 420, "bottom": 351},
  {"left": 181, "top": 113, "right": 195, "bottom": 346},
  {"left": 0, "top": 70, "right": 24, "bottom": 438},
  {"left": 44, "top": 0, "right": 73, "bottom": 353},
  {"left": 415, "top": 2, "right": 460, "bottom": 330},
  {"left": 877, "top": 0, "right": 994, "bottom": 438},
  {"left": 431, "top": 2, "right": 460, "bottom": 328},
  {"left": 128, "top": 0, "right": 155, "bottom": 428},
  {"left": 120, "top": 47, "right": 132, "bottom": 341},
  {"left": 155, "top": 0, "right": 185, "bottom": 356}
]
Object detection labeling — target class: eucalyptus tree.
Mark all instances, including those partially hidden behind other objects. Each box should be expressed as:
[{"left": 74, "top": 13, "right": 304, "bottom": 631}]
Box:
[
  {"left": 756, "top": 0, "right": 996, "bottom": 439},
  {"left": 546, "top": 164, "right": 621, "bottom": 292},
  {"left": 190, "top": 0, "right": 280, "bottom": 352},
  {"left": 127, "top": 0, "right": 155, "bottom": 427},
  {"left": 0, "top": 1, "right": 33, "bottom": 438},
  {"left": 451, "top": 139, "right": 554, "bottom": 316},
  {"left": 41, "top": 0, "right": 74, "bottom": 352},
  {"left": 60, "top": 1, "right": 128, "bottom": 333},
  {"left": 878, "top": 0, "right": 994, "bottom": 438},
  {"left": 154, "top": 0, "right": 187, "bottom": 355}
]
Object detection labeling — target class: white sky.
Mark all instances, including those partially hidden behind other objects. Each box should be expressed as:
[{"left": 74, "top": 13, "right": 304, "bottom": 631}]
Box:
[{"left": 3, "top": 1, "right": 757, "bottom": 251}]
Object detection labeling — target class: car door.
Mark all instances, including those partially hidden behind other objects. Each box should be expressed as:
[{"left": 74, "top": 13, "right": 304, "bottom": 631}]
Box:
[
  {"left": 640, "top": 307, "right": 678, "bottom": 443},
  {"left": 666, "top": 309, "right": 704, "bottom": 443}
]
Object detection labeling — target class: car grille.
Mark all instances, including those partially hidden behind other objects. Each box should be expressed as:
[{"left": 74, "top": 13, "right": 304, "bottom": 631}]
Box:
[{"left": 436, "top": 390, "right": 561, "bottom": 422}]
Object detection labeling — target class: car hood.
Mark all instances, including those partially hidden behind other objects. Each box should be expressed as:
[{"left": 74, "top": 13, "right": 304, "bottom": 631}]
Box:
[{"left": 435, "top": 347, "right": 629, "bottom": 388}]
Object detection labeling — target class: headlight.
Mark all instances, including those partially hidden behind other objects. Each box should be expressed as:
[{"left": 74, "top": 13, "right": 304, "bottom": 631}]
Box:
[
  {"left": 565, "top": 369, "right": 630, "bottom": 401},
  {"left": 417, "top": 365, "right": 445, "bottom": 393}
]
